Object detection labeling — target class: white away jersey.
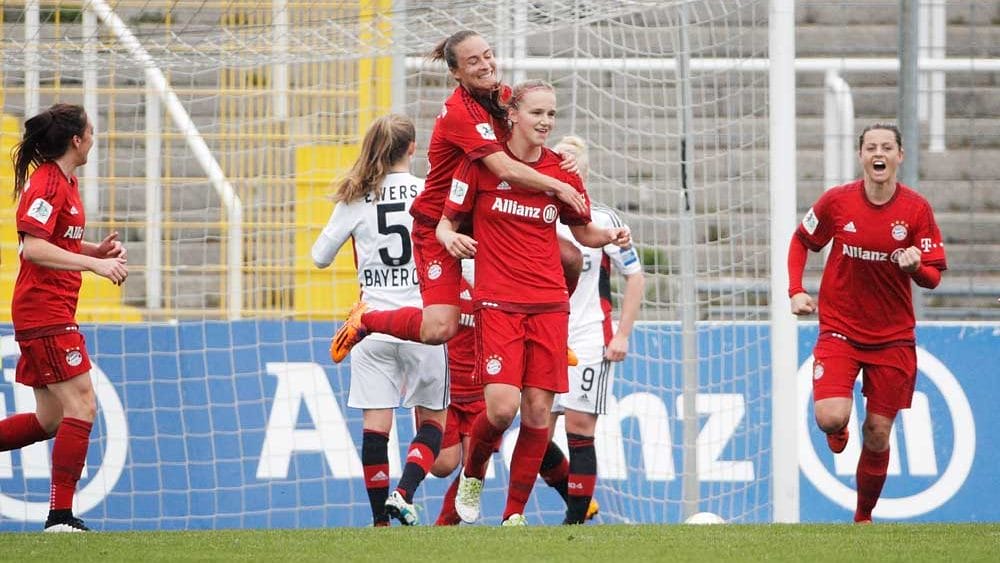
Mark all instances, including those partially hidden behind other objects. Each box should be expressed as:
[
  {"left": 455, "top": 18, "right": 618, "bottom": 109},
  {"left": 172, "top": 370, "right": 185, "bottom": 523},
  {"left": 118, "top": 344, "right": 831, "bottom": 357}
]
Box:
[
  {"left": 556, "top": 203, "right": 642, "bottom": 337},
  {"left": 312, "top": 172, "right": 423, "bottom": 338}
]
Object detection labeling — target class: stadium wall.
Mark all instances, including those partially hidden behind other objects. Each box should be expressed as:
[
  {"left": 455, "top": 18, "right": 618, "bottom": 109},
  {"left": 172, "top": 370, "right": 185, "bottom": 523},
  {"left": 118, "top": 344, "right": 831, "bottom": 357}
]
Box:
[{"left": 0, "top": 322, "right": 993, "bottom": 530}]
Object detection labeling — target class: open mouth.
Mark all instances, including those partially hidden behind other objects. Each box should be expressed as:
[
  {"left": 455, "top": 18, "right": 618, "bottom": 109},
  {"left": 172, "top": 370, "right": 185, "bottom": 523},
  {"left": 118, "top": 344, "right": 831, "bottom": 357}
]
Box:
[{"left": 873, "top": 160, "right": 886, "bottom": 172}]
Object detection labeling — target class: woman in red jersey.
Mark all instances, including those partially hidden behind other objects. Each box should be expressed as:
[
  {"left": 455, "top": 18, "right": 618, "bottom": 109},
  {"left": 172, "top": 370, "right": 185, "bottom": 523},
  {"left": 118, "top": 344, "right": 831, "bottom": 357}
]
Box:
[
  {"left": 329, "top": 30, "right": 588, "bottom": 363},
  {"left": 2, "top": 103, "right": 128, "bottom": 532},
  {"left": 787, "top": 122, "right": 947, "bottom": 524},
  {"left": 436, "top": 80, "right": 630, "bottom": 526},
  {"left": 428, "top": 259, "right": 482, "bottom": 526}
]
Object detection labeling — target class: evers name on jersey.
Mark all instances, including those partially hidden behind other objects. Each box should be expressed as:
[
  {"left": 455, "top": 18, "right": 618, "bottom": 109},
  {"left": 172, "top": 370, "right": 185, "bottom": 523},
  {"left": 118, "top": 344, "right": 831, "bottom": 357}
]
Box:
[{"left": 363, "top": 183, "right": 420, "bottom": 204}]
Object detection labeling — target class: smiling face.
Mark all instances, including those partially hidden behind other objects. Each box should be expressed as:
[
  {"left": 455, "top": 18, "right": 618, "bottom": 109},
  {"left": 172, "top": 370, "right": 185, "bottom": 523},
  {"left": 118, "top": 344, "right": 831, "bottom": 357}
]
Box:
[
  {"left": 509, "top": 88, "right": 556, "bottom": 149},
  {"left": 450, "top": 34, "right": 498, "bottom": 94},
  {"left": 858, "top": 127, "right": 904, "bottom": 186}
]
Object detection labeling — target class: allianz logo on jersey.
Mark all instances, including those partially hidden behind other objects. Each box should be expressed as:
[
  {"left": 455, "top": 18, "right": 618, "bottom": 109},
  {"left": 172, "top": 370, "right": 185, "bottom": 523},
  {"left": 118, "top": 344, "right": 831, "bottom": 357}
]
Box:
[
  {"left": 0, "top": 335, "right": 128, "bottom": 523},
  {"left": 797, "top": 347, "right": 975, "bottom": 519},
  {"left": 256, "top": 362, "right": 757, "bottom": 483},
  {"left": 841, "top": 244, "right": 889, "bottom": 262},
  {"left": 491, "top": 197, "right": 558, "bottom": 224}
]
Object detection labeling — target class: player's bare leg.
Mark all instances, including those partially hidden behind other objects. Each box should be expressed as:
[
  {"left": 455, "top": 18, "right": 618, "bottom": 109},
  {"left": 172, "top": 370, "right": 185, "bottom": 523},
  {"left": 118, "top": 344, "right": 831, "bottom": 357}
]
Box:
[{"left": 814, "top": 397, "right": 852, "bottom": 454}]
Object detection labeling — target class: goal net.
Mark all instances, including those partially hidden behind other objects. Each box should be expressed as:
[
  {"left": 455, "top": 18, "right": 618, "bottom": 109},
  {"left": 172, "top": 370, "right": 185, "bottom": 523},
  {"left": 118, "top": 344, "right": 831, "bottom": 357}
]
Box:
[{"left": 0, "top": 0, "right": 774, "bottom": 529}]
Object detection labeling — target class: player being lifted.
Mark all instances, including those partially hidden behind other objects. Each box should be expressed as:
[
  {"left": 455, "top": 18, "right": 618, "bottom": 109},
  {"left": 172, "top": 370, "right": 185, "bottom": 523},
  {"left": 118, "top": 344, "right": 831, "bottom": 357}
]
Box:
[
  {"left": 436, "top": 80, "right": 630, "bottom": 526},
  {"left": 541, "top": 136, "right": 646, "bottom": 524},
  {"left": 787, "top": 123, "right": 947, "bottom": 523},
  {"left": 312, "top": 114, "right": 447, "bottom": 527},
  {"left": 329, "top": 30, "right": 588, "bottom": 364},
  {"left": 3, "top": 103, "right": 129, "bottom": 532}
]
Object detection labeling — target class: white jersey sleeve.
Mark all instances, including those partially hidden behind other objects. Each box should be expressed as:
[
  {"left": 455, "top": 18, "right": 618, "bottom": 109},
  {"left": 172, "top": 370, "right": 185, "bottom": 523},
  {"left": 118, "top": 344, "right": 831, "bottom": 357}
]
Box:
[
  {"left": 312, "top": 172, "right": 425, "bottom": 315},
  {"left": 559, "top": 203, "right": 641, "bottom": 337}
]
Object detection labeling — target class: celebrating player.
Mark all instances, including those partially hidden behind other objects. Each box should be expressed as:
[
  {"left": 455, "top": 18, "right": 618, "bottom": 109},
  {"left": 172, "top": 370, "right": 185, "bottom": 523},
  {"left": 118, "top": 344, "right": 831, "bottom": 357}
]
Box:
[
  {"left": 436, "top": 80, "right": 630, "bottom": 526},
  {"left": 329, "top": 30, "right": 588, "bottom": 364},
  {"left": 2, "top": 103, "right": 128, "bottom": 532},
  {"left": 428, "top": 259, "right": 483, "bottom": 526},
  {"left": 787, "top": 122, "right": 947, "bottom": 523},
  {"left": 311, "top": 114, "right": 447, "bottom": 527},
  {"left": 542, "top": 136, "right": 646, "bottom": 524}
]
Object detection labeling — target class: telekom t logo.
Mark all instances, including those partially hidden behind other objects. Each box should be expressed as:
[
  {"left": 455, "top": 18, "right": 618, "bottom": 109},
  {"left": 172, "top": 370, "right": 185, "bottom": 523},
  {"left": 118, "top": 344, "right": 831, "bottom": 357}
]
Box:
[{"left": 797, "top": 347, "right": 976, "bottom": 519}]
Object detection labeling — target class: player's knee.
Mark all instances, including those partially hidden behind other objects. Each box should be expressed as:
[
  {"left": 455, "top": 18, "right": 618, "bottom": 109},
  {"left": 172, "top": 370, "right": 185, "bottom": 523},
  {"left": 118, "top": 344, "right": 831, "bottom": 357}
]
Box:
[
  {"left": 488, "top": 405, "right": 518, "bottom": 430},
  {"left": 430, "top": 460, "right": 456, "bottom": 478},
  {"left": 861, "top": 420, "right": 892, "bottom": 451},
  {"left": 814, "top": 413, "right": 849, "bottom": 435}
]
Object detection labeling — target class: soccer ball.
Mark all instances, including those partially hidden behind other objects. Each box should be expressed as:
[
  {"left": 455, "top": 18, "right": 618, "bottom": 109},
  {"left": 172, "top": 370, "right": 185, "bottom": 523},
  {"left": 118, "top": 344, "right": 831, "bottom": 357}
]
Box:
[{"left": 684, "top": 512, "right": 726, "bottom": 525}]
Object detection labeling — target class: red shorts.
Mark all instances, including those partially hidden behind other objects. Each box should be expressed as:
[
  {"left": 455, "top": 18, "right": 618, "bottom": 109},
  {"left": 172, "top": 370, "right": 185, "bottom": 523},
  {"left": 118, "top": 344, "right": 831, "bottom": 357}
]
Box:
[
  {"left": 441, "top": 398, "right": 486, "bottom": 449},
  {"left": 16, "top": 331, "right": 92, "bottom": 388},
  {"left": 811, "top": 336, "right": 917, "bottom": 419},
  {"left": 475, "top": 308, "right": 569, "bottom": 393},
  {"left": 412, "top": 221, "right": 461, "bottom": 307}
]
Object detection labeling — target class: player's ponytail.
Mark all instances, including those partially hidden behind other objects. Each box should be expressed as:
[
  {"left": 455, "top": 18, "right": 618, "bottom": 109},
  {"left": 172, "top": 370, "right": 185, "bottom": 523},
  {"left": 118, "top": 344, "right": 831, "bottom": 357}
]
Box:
[
  {"left": 333, "top": 114, "right": 415, "bottom": 203},
  {"left": 11, "top": 103, "right": 87, "bottom": 201}
]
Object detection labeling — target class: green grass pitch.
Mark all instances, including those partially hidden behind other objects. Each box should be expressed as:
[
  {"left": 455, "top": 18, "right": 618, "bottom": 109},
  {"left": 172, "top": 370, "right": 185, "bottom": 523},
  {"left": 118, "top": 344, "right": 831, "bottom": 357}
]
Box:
[{"left": 1, "top": 523, "right": 998, "bottom": 561}]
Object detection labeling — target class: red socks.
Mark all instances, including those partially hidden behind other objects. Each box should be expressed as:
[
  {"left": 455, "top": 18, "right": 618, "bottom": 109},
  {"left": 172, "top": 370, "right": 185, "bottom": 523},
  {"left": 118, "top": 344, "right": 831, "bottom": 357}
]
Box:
[
  {"left": 855, "top": 445, "right": 890, "bottom": 522},
  {"left": 49, "top": 417, "right": 93, "bottom": 511},
  {"left": 0, "top": 413, "right": 50, "bottom": 451},
  {"left": 463, "top": 413, "right": 506, "bottom": 480},
  {"left": 361, "top": 307, "right": 424, "bottom": 342},
  {"left": 503, "top": 424, "right": 549, "bottom": 520}
]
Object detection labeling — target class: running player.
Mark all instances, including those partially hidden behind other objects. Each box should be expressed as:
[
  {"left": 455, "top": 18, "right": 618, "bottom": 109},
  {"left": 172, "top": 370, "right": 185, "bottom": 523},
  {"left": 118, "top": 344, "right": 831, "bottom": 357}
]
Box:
[
  {"left": 3, "top": 103, "right": 129, "bottom": 532},
  {"left": 787, "top": 122, "right": 947, "bottom": 523},
  {"left": 311, "top": 114, "right": 447, "bottom": 527}
]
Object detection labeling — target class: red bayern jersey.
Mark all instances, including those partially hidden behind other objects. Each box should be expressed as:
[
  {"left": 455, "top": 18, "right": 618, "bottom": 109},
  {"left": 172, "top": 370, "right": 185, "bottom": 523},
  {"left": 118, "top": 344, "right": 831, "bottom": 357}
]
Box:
[
  {"left": 448, "top": 274, "right": 480, "bottom": 402},
  {"left": 444, "top": 146, "right": 591, "bottom": 311},
  {"left": 12, "top": 162, "right": 87, "bottom": 336},
  {"left": 409, "top": 85, "right": 510, "bottom": 226},
  {"left": 795, "top": 180, "right": 947, "bottom": 346}
]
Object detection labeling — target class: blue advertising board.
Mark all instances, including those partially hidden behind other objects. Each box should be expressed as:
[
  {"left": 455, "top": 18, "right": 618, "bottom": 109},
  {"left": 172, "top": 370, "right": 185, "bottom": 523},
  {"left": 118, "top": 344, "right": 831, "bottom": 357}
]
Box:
[{"left": 0, "top": 321, "right": 994, "bottom": 530}]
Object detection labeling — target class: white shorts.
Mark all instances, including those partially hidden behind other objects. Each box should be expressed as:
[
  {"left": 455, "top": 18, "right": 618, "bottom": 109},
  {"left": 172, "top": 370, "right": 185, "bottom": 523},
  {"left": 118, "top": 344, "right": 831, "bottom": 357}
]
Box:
[
  {"left": 552, "top": 355, "right": 614, "bottom": 415},
  {"left": 347, "top": 337, "right": 449, "bottom": 411}
]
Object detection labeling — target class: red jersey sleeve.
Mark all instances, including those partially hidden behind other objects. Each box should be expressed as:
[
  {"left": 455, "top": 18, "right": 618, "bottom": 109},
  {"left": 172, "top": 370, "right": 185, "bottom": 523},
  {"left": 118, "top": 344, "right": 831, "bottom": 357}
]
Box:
[
  {"left": 443, "top": 157, "right": 479, "bottom": 222},
  {"left": 441, "top": 91, "right": 505, "bottom": 163},
  {"left": 16, "top": 165, "right": 66, "bottom": 240},
  {"left": 913, "top": 201, "right": 948, "bottom": 270},
  {"left": 795, "top": 188, "right": 837, "bottom": 251}
]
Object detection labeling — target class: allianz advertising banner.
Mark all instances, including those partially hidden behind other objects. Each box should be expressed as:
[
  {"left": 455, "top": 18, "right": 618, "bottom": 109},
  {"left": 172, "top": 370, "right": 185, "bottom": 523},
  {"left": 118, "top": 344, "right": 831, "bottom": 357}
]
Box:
[{"left": 0, "top": 322, "right": 994, "bottom": 530}]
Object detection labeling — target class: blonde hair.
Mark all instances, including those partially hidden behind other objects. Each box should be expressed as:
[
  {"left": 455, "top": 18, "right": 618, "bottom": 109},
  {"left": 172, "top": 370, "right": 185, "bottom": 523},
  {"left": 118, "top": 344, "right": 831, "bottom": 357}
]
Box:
[
  {"left": 553, "top": 135, "right": 589, "bottom": 178},
  {"left": 333, "top": 114, "right": 415, "bottom": 203},
  {"left": 507, "top": 79, "right": 555, "bottom": 111}
]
